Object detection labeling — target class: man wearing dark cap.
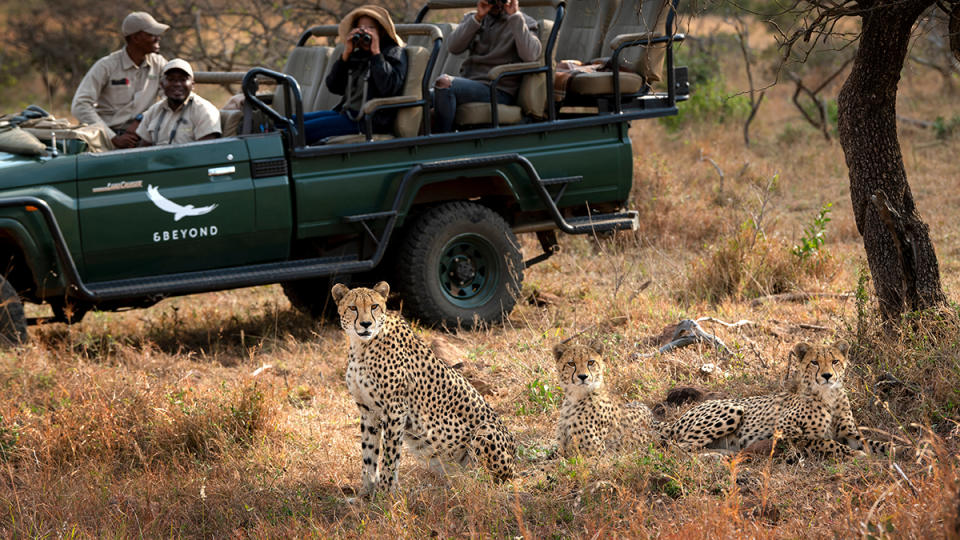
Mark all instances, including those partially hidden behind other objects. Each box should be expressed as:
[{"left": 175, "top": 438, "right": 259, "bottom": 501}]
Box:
[
  {"left": 135, "top": 59, "right": 221, "bottom": 146},
  {"left": 71, "top": 11, "right": 169, "bottom": 149}
]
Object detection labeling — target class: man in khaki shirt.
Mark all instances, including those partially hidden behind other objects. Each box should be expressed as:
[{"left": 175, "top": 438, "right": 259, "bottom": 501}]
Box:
[
  {"left": 136, "top": 59, "right": 221, "bottom": 146},
  {"left": 71, "top": 12, "right": 169, "bottom": 149}
]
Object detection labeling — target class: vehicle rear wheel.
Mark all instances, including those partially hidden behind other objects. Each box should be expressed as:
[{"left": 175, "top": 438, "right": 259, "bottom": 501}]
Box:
[
  {"left": 0, "top": 276, "right": 27, "bottom": 346},
  {"left": 395, "top": 201, "right": 523, "bottom": 327},
  {"left": 281, "top": 276, "right": 345, "bottom": 321}
]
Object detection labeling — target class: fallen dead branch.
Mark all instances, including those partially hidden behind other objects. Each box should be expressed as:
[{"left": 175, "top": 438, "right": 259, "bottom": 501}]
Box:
[
  {"left": 750, "top": 291, "right": 854, "bottom": 307},
  {"left": 633, "top": 317, "right": 746, "bottom": 359}
]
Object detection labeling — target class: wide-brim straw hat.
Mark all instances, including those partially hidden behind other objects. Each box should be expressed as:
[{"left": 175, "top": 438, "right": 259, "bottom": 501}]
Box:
[{"left": 338, "top": 5, "right": 404, "bottom": 48}]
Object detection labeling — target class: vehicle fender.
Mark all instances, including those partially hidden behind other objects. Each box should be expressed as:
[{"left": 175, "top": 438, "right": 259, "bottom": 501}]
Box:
[
  {"left": 403, "top": 167, "right": 522, "bottom": 220},
  {"left": 0, "top": 217, "right": 66, "bottom": 297}
]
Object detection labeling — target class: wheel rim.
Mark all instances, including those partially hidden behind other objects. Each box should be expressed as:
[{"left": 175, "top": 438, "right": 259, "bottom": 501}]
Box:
[{"left": 437, "top": 233, "right": 501, "bottom": 308}]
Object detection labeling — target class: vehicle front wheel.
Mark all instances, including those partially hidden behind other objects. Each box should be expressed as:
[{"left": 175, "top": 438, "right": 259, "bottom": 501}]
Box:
[
  {"left": 394, "top": 201, "right": 523, "bottom": 327},
  {"left": 0, "top": 276, "right": 27, "bottom": 346}
]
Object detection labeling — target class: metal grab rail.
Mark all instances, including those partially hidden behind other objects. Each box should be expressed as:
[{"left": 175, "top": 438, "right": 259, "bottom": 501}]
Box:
[
  {"left": 610, "top": 33, "right": 686, "bottom": 114},
  {"left": 241, "top": 67, "right": 306, "bottom": 147}
]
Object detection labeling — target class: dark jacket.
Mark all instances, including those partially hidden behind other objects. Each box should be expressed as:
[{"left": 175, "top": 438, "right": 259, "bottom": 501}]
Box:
[{"left": 325, "top": 40, "right": 407, "bottom": 133}]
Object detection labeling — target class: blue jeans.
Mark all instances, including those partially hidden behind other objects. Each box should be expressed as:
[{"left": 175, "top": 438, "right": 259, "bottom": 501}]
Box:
[
  {"left": 301, "top": 110, "right": 360, "bottom": 144},
  {"left": 434, "top": 77, "right": 515, "bottom": 133}
]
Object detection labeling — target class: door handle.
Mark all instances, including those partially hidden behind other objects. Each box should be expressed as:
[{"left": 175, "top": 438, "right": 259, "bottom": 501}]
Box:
[{"left": 208, "top": 166, "right": 236, "bottom": 177}]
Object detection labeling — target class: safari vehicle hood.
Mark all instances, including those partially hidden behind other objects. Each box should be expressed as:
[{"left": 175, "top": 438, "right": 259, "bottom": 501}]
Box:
[{"left": 0, "top": 151, "right": 76, "bottom": 189}]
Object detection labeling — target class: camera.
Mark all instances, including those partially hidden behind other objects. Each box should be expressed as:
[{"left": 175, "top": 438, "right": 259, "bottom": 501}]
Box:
[{"left": 351, "top": 31, "right": 372, "bottom": 46}]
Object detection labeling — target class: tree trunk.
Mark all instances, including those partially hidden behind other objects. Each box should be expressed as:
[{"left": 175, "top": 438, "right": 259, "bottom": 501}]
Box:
[{"left": 837, "top": 0, "right": 948, "bottom": 324}]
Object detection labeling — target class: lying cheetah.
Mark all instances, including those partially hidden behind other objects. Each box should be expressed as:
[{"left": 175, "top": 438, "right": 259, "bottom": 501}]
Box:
[
  {"left": 554, "top": 341, "right": 654, "bottom": 457},
  {"left": 331, "top": 281, "right": 516, "bottom": 495},
  {"left": 657, "top": 342, "right": 892, "bottom": 459}
]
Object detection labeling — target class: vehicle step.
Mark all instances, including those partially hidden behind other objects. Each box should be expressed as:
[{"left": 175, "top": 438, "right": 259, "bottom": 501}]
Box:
[
  {"left": 86, "top": 254, "right": 359, "bottom": 300},
  {"left": 540, "top": 176, "right": 583, "bottom": 186},
  {"left": 566, "top": 210, "right": 639, "bottom": 234}
]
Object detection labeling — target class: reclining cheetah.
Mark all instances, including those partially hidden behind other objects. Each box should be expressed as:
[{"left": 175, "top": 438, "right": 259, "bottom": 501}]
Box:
[
  {"left": 657, "top": 342, "right": 892, "bottom": 459},
  {"left": 331, "top": 281, "right": 516, "bottom": 495},
  {"left": 554, "top": 341, "right": 655, "bottom": 457}
]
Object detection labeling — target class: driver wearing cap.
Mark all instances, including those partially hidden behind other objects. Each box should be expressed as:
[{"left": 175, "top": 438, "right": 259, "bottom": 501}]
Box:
[
  {"left": 135, "top": 59, "right": 221, "bottom": 146},
  {"left": 71, "top": 11, "right": 170, "bottom": 149}
]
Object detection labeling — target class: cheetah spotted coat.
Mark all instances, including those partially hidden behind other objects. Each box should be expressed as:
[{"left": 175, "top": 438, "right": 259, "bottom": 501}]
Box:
[{"left": 332, "top": 281, "right": 516, "bottom": 496}]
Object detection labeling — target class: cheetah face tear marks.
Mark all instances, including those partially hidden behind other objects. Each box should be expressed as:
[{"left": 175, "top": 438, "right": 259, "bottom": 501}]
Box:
[
  {"left": 554, "top": 342, "right": 605, "bottom": 395},
  {"left": 331, "top": 281, "right": 390, "bottom": 342},
  {"left": 793, "top": 341, "right": 848, "bottom": 392}
]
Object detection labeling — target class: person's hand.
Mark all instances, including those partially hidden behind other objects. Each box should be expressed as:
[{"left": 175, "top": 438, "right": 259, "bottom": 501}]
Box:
[
  {"left": 111, "top": 131, "right": 140, "bottom": 149},
  {"left": 475, "top": 0, "right": 491, "bottom": 22},
  {"left": 343, "top": 28, "right": 358, "bottom": 61},
  {"left": 368, "top": 27, "right": 380, "bottom": 55},
  {"left": 504, "top": 0, "right": 519, "bottom": 16},
  {"left": 435, "top": 74, "right": 453, "bottom": 89}
]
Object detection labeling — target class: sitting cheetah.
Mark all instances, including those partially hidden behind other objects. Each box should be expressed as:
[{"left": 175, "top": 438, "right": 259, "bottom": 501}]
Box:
[
  {"left": 331, "top": 281, "right": 516, "bottom": 495},
  {"left": 657, "top": 342, "right": 892, "bottom": 459},
  {"left": 554, "top": 341, "right": 655, "bottom": 457}
]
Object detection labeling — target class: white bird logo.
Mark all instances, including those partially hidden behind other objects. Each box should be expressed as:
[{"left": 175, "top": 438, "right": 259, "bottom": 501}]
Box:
[{"left": 146, "top": 185, "right": 218, "bottom": 221}]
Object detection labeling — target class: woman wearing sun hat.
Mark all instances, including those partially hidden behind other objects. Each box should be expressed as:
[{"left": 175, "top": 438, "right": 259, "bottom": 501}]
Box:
[{"left": 301, "top": 5, "right": 407, "bottom": 143}]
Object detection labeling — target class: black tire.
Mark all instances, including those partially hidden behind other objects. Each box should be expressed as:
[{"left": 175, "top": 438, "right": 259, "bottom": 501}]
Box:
[
  {"left": 395, "top": 201, "right": 523, "bottom": 327},
  {"left": 281, "top": 276, "right": 346, "bottom": 321},
  {"left": 0, "top": 276, "right": 27, "bottom": 346}
]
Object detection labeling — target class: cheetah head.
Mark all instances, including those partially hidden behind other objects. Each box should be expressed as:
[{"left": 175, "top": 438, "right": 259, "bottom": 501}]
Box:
[
  {"left": 792, "top": 341, "right": 849, "bottom": 391},
  {"left": 330, "top": 281, "right": 389, "bottom": 342},
  {"left": 553, "top": 341, "right": 605, "bottom": 395}
]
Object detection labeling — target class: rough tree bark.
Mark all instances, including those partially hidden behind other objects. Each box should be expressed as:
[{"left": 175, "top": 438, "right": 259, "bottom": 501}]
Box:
[{"left": 836, "top": 0, "right": 949, "bottom": 323}]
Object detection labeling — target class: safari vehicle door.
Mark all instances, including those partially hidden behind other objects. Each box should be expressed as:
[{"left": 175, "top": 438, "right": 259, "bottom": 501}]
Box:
[{"left": 75, "top": 137, "right": 288, "bottom": 283}]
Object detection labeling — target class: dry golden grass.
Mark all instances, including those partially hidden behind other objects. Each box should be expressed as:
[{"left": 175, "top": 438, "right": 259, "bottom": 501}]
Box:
[{"left": 0, "top": 25, "right": 958, "bottom": 538}]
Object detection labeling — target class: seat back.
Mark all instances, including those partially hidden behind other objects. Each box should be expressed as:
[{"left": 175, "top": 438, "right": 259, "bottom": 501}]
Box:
[
  {"left": 394, "top": 46, "right": 431, "bottom": 137},
  {"left": 554, "top": 0, "right": 619, "bottom": 62},
  {"left": 601, "top": 0, "right": 670, "bottom": 82},
  {"left": 312, "top": 44, "right": 347, "bottom": 112},
  {"left": 516, "top": 19, "right": 554, "bottom": 119},
  {"left": 407, "top": 23, "right": 458, "bottom": 84},
  {"left": 274, "top": 46, "right": 335, "bottom": 114},
  {"left": 220, "top": 109, "right": 243, "bottom": 137}
]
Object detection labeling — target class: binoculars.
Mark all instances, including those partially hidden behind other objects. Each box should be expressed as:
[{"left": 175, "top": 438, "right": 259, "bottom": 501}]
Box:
[{"left": 351, "top": 32, "right": 373, "bottom": 46}]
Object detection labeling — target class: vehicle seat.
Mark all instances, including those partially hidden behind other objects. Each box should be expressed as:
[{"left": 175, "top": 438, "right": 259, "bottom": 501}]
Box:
[
  {"left": 553, "top": 0, "right": 619, "bottom": 64},
  {"left": 220, "top": 109, "right": 243, "bottom": 137},
  {"left": 312, "top": 45, "right": 347, "bottom": 112},
  {"left": 454, "top": 18, "right": 554, "bottom": 127},
  {"left": 566, "top": 0, "right": 670, "bottom": 96},
  {"left": 274, "top": 45, "right": 335, "bottom": 115},
  {"left": 323, "top": 44, "right": 431, "bottom": 144},
  {"left": 407, "top": 23, "right": 459, "bottom": 85}
]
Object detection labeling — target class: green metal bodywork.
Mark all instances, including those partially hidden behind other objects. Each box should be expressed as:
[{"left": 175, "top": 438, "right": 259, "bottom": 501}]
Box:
[{"left": 0, "top": 118, "right": 633, "bottom": 307}]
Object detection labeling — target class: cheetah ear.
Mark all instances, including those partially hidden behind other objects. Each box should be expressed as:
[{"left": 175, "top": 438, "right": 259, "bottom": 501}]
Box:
[
  {"left": 791, "top": 342, "right": 812, "bottom": 360},
  {"left": 833, "top": 341, "right": 850, "bottom": 357},
  {"left": 331, "top": 283, "right": 349, "bottom": 304},
  {"left": 373, "top": 281, "right": 390, "bottom": 299},
  {"left": 553, "top": 342, "right": 568, "bottom": 361},
  {"left": 588, "top": 339, "right": 604, "bottom": 355}
]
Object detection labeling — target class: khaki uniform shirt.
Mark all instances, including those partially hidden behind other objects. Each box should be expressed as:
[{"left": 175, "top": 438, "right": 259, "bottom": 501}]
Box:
[
  {"left": 136, "top": 93, "right": 221, "bottom": 145},
  {"left": 71, "top": 49, "right": 167, "bottom": 138}
]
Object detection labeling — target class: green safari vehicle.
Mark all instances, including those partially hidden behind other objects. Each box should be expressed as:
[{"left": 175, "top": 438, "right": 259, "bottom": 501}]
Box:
[{"left": 0, "top": 0, "right": 687, "bottom": 343}]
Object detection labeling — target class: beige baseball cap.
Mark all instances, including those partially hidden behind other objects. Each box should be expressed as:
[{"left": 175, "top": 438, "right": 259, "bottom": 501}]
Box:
[
  {"left": 161, "top": 58, "right": 194, "bottom": 78},
  {"left": 122, "top": 12, "right": 170, "bottom": 37}
]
